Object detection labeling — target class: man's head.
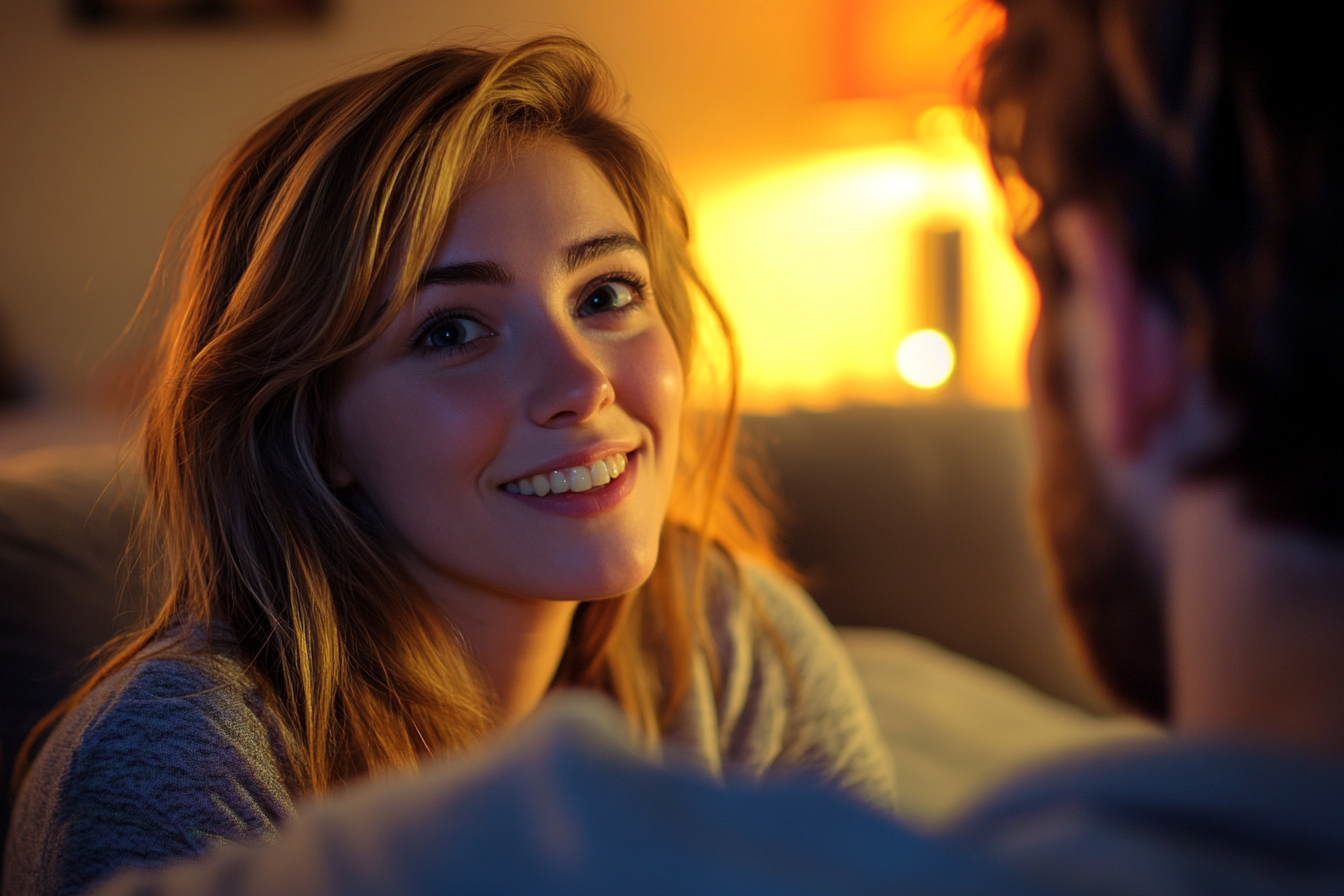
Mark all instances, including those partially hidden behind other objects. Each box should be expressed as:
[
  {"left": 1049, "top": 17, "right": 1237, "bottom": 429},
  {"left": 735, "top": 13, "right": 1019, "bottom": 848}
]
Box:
[{"left": 977, "top": 0, "right": 1344, "bottom": 717}]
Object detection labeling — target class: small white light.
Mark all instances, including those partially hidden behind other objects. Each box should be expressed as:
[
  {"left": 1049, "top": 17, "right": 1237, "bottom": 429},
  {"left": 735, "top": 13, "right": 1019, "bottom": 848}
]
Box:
[{"left": 895, "top": 329, "right": 956, "bottom": 389}]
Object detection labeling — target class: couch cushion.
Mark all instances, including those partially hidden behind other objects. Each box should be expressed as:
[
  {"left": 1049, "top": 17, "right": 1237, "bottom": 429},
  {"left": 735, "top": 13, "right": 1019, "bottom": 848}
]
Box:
[
  {"left": 838, "top": 627, "right": 1158, "bottom": 826},
  {"left": 741, "top": 406, "right": 1106, "bottom": 711},
  {"left": 0, "top": 442, "right": 160, "bottom": 867}
]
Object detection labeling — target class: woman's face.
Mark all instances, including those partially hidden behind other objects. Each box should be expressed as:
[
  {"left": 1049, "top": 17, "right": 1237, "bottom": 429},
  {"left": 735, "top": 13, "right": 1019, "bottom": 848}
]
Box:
[{"left": 332, "top": 140, "right": 684, "bottom": 607}]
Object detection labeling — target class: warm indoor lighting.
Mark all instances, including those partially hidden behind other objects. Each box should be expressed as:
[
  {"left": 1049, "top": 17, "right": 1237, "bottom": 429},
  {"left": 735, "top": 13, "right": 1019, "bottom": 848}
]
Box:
[
  {"left": 693, "top": 107, "right": 1038, "bottom": 413},
  {"left": 895, "top": 329, "right": 955, "bottom": 389}
]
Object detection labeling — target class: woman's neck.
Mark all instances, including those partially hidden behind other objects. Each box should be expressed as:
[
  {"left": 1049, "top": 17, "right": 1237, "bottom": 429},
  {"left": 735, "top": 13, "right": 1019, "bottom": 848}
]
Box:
[{"left": 433, "top": 587, "right": 579, "bottom": 726}]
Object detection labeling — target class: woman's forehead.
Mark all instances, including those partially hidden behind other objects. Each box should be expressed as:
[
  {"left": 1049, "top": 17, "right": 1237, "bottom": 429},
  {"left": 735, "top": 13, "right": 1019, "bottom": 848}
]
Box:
[{"left": 447, "top": 142, "right": 634, "bottom": 244}]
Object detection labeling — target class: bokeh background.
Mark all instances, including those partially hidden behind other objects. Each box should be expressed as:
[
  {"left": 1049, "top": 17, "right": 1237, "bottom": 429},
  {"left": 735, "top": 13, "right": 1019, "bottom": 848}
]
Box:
[
  {"left": 0, "top": 0, "right": 1030, "bottom": 410},
  {"left": 0, "top": 0, "right": 1111, "bottom": 710}
]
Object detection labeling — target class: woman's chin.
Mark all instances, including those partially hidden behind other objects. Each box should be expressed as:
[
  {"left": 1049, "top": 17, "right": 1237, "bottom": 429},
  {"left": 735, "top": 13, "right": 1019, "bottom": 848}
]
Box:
[
  {"left": 525, "top": 549, "right": 658, "bottom": 602},
  {"left": 530, "top": 565, "right": 655, "bottom": 603}
]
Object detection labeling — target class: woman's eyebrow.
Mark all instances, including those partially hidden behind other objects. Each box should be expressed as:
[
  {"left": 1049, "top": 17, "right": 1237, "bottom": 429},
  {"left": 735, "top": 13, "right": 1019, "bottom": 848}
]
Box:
[
  {"left": 419, "top": 260, "right": 511, "bottom": 287},
  {"left": 415, "top": 234, "right": 645, "bottom": 288},
  {"left": 563, "top": 233, "right": 648, "bottom": 272}
]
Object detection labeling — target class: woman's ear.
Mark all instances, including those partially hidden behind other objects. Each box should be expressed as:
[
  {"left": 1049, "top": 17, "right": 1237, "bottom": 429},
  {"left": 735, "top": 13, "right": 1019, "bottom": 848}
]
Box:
[
  {"left": 1052, "top": 204, "right": 1183, "bottom": 461},
  {"left": 326, "top": 450, "right": 357, "bottom": 490}
]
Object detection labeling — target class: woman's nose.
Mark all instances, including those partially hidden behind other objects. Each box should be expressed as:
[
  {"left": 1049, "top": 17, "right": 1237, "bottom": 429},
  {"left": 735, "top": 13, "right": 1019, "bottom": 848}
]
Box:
[{"left": 525, "top": 330, "right": 614, "bottom": 428}]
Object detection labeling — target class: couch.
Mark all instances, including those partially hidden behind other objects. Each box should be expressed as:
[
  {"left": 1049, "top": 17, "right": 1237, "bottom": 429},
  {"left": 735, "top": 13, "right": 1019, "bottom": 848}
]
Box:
[{"left": 0, "top": 408, "right": 1157, "bottom": 877}]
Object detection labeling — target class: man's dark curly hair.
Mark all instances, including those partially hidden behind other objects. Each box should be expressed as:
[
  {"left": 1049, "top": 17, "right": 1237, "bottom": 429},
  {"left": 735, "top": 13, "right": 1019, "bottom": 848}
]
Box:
[{"left": 979, "top": 0, "right": 1344, "bottom": 536}]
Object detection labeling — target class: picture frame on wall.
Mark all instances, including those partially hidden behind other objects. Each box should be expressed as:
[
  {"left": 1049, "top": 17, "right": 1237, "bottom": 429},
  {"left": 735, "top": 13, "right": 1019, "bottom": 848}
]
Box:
[{"left": 69, "top": 0, "right": 329, "bottom": 28}]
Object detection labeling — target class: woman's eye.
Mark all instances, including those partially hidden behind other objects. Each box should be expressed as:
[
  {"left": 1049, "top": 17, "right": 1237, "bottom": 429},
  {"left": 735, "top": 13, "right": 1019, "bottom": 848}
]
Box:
[
  {"left": 419, "top": 316, "right": 492, "bottom": 351},
  {"left": 580, "top": 282, "right": 637, "bottom": 316}
]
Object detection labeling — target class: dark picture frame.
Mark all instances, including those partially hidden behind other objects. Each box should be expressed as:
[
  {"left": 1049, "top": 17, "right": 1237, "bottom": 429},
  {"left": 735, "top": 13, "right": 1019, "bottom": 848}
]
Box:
[{"left": 69, "top": 0, "right": 328, "bottom": 28}]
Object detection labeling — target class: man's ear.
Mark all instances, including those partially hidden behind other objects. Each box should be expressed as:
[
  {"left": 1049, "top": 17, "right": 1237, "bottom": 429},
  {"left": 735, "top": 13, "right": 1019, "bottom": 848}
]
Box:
[{"left": 1052, "top": 204, "right": 1182, "bottom": 459}]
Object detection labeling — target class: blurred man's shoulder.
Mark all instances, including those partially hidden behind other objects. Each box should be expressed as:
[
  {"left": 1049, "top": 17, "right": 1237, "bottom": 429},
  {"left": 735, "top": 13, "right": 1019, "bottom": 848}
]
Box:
[{"left": 950, "top": 738, "right": 1344, "bottom": 894}]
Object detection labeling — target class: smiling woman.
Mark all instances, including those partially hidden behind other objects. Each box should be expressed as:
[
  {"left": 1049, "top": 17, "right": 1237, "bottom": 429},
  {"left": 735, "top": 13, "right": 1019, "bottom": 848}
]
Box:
[
  {"left": 329, "top": 142, "right": 686, "bottom": 724},
  {"left": 4, "top": 36, "right": 896, "bottom": 896}
]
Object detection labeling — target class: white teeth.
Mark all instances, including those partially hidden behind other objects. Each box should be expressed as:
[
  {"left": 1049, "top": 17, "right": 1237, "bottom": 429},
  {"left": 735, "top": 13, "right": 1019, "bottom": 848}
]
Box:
[{"left": 504, "top": 452, "right": 629, "bottom": 497}]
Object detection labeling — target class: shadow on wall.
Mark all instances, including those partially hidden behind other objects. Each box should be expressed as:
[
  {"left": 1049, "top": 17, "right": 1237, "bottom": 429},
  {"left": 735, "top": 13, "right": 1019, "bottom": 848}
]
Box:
[{"left": 742, "top": 405, "right": 1110, "bottom": 713}]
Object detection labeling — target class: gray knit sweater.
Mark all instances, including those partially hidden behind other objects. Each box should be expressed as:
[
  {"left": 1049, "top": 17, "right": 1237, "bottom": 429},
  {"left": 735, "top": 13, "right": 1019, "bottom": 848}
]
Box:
[{"left": 4, "top": 561, "right": 896, "bottom": 896}]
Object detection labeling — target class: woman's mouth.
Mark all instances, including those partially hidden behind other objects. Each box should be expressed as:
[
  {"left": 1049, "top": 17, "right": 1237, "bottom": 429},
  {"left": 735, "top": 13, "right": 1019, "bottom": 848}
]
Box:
[{"left": 501, "top": 451, "right": 628, "bottom": 497}]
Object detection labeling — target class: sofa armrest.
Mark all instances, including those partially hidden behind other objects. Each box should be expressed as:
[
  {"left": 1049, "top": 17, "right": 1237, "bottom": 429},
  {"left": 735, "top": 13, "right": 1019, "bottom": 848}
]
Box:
[{"left": 840, "top": 626, "right": 1159, "bottom": 826}]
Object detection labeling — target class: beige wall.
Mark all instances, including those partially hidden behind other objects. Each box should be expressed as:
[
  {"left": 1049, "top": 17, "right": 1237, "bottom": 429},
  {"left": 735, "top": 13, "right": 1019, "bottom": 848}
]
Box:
[{"left": 0, "top": 0, "right": 829, "bottom": 399}]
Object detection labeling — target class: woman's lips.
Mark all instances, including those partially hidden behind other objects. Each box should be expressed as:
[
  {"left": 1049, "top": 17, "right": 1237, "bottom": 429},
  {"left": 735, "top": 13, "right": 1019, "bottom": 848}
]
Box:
[{"left": 499, "top": 451, "right": 638, "bottom": 518}]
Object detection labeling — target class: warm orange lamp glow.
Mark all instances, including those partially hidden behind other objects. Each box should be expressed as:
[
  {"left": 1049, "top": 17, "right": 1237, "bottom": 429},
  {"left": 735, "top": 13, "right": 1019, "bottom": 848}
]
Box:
[
  {"left": 895, "top": 329, "right": 955, "bottom": 389},
  {"left": 831, "top": 0, "right": 1005, "bottom": 101},
  {"left": 693, "top": 107, "right": 1038, "bottom": 413}
]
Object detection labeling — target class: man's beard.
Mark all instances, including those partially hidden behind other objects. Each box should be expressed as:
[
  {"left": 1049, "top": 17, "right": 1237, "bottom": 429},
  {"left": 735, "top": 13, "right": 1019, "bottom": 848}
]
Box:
[{"left": 1032, "top": 312, "right": 1171, "bottom": 721}]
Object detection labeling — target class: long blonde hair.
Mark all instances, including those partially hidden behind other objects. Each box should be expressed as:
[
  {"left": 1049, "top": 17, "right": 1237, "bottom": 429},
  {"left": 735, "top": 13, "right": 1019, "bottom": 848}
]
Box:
[{"left": 19, "top": 36, "right": 783, "bottom": 795}]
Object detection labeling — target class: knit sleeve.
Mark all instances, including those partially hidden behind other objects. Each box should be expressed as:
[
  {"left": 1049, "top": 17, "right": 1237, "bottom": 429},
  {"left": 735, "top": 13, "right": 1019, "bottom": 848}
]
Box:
[
  {"left": 5, "top": 655, "right": 297, "bottom": 896},
  {"left": 708, "top": 560, "right": 900, "bottom": 815}
]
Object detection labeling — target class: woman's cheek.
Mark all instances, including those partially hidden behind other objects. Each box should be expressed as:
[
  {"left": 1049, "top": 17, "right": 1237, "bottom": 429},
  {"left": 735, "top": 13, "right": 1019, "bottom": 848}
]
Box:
[
  {"left": 336, "top": 366, "right": 510, "bottom": 514},
  {"left": 625, "top": 324, "right": 684, "bottom": 497}
]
